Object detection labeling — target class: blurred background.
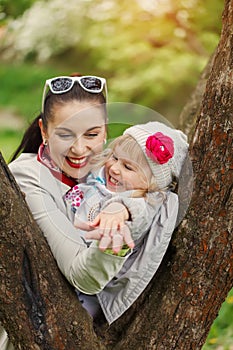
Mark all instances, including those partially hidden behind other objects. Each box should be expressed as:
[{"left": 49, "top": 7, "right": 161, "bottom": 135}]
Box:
[{"left": 0, "top": 0, "right": 232, "bottom": 348}]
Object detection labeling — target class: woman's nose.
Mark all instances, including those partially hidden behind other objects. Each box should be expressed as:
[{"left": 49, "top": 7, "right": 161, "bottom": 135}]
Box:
[{"left": 70, "top": 138, "right": 86, "bottom": 155}]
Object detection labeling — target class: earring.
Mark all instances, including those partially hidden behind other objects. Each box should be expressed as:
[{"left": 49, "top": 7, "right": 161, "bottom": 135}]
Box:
[
  {"left": 104, "top": 139, "right": 107, "bottom": 145},
  {"left": 43, "top": 139, "right": 48, "bottom": 146}
]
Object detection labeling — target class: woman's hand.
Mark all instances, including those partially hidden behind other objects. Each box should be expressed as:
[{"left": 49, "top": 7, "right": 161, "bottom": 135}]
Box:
[{"left": 85, "top": 202, "right": 135, "bottom": 254}]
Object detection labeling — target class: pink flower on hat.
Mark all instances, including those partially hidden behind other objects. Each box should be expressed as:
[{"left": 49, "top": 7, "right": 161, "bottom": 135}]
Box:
[{"left": 145, "top": 132, "right": 174, "bottom": 164}]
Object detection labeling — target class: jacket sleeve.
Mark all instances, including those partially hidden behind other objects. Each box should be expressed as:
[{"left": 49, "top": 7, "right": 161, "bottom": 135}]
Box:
[
  {"left": 100, "top": 192, "right": 165, "bottom": 241},
  {"left": 9, "top": 158, "right": 127, "bottom": 295}
]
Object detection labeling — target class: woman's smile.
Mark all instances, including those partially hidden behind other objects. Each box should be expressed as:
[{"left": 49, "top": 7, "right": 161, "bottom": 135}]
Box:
[{"left": 65, "top": 156, "right": 88, "bottom": 169}]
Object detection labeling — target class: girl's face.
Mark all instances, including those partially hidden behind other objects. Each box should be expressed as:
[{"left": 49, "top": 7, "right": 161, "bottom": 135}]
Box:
[
  {"left": 40, "top": 100, "right": 106, "bottom": 180},
  {"left": 105, "top": 144, "right": 152, "bottom": 192}
]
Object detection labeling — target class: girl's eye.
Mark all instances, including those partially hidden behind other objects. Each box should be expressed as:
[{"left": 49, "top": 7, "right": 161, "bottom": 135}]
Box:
[
  {"left": 124, "top": 163, "right": 134, "bottom": 171},
  {"left": 112, "top": 154, "right": 118, "bottom": 161}
]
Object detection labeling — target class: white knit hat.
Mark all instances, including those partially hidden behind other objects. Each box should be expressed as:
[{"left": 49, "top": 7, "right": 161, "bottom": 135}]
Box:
[{"left": 124, "top": 121, "right": 189, "bottom": 190}]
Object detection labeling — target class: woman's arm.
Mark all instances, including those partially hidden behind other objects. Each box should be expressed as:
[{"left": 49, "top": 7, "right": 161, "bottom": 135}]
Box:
[{"left": 9, "top": 157, "right": 127, "bottom": 294}]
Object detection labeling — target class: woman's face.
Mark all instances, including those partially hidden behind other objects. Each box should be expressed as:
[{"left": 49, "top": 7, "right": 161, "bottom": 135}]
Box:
[
  {"left": 105, "top": 144, "right": 152, "bottom": 192},
  {"left": 40, "top": 100, "right": 106, "bottom": 180}
]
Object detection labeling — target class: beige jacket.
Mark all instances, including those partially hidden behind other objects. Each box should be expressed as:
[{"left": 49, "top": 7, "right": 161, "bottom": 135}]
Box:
[
  {"left": 9, "top": 154, "right": 127, "bottom": 294},
  {"left": 1, "top": 153, "right": 128, "bottom": 350}
]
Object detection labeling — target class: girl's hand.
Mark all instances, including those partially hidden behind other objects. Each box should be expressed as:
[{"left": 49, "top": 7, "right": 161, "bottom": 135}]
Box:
[
  {"left": 74, "top": 218, "right": 95, "bottom": 231},
  {"left": 85, "top": 203, "right": 135, "bottom": 253}
]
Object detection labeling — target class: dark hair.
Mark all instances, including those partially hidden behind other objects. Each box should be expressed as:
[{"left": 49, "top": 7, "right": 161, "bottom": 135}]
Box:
[{"left": 10, "top": 79, "right": 107, "bottom": 162}]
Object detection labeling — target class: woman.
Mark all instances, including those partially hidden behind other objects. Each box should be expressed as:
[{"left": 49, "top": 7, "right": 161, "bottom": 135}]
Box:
[
  {"left": 9, "top": 75, "right": 134, "bottom": 291},
  {"left": 0, "top": 74, "right": 134, "bottom": 349}
]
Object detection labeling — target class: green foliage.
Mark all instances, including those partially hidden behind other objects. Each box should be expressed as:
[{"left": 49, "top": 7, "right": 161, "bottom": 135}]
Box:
[
  {"left": 0, "top": 0, "right": 36, "bottom": 21},
  {"left": 0, "top": 129, "right": 23, "bottom": 162},
  {"left": 0, "top": 62, "right": 61, "bottom": 119},
  {"left": 0, "top": 0, "right": 223, "bottom": 123},
  {"left": 0, "top": 62, "right": 61, "bottom": 162},
  {"left": 202, "top": 289, "right": 233, "bottom": 349}
]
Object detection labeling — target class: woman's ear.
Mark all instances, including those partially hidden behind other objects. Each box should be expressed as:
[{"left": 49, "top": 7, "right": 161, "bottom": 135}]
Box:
[
  {"left": 38, "top": 118, "right": 48, "bottom": 144},
  {"left": 104, "top": 128, "right": 107, "bottom": 144}
]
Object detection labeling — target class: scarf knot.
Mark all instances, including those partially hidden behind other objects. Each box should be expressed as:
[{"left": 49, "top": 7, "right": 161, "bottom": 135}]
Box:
[{"left": 64, "top": 184, "right": 84, "bottom": 212}]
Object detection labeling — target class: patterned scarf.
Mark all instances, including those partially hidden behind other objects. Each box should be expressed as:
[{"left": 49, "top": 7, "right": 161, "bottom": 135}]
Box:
[
  {"left": 37, "top": 143, "right": 84, "bottom": 210},
  {"left": 37, "top": 143, "right": 78, "bottom": 187}
]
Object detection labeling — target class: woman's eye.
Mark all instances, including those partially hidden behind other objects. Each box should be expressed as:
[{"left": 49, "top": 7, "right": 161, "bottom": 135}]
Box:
[
  {"left": 57, "top": 133, "right": 73, "bottom": 139},
  {"left": 86, "top": 133, "right": 99, "bottom": 138}
]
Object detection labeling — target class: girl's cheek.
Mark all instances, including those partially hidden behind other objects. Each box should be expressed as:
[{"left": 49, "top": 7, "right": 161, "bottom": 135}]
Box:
[{"left": 105, "top": 159, "right": 113, "bottom": 169}]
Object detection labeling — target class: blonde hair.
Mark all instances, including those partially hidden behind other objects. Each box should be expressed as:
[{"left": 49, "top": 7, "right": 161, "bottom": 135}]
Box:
[{"left": 91, "top": 134, "right": 159, "bottom": 198}]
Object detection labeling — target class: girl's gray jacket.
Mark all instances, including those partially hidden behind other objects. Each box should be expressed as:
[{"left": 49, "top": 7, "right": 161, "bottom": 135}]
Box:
[{"left": 9, "top": 153, "right": 179, "bottom": 325}]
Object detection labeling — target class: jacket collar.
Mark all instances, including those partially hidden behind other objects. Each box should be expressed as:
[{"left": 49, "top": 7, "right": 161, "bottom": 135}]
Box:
[{"left": 37, "top": 143, "right": 77, "bottom": 188}]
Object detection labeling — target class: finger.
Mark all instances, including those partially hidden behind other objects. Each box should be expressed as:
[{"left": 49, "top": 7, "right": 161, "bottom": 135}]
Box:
[
  {"left": 112, "top": 233, "right": 124, "bottom": 254},
  {"left": 75, "top": 220, "right": 95, "bottom": 231},
  {"left": 104, "top": 220, "right": 119, "bottom": 236},
  {"left": 99, "top": 235, "right": 112, "bottom": 252},
  {"left": 85, "top": 229, "right": 102, "bottom": 240},
  {"left": 120, "top": 224, "right": 135, "bottom": 249},
  {"left": 100, "top": 226, "right": 112, "bottom": 238},
  {"left": 109, "top": 225, "right": 118, "bottom": 237},
  {"left": 90, "top": 215, "right": 100, "bottom": 227},
  {"left": 98, "top": 223, "right": 109, "bottom": 237},
  {"left": 99, "top": 219, "right": 116, "bottom": 236}
]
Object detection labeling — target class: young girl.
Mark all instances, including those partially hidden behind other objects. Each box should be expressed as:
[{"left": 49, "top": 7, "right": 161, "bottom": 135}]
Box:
[{"left": 64, "top": 121, "right": 189, "bottom": 323}]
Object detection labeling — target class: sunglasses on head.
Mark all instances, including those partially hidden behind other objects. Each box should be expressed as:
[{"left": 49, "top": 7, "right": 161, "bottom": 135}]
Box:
[{"left": 42, "top": 75, "right": 107, "bottom": 112}]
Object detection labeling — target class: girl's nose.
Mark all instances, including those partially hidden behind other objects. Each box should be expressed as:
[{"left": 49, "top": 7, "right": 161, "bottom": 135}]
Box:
[{"left": 110, "top": 162, "right": 121, "bottom": 174}]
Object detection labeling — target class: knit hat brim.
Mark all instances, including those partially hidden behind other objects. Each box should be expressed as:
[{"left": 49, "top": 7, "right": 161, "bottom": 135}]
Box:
[{"left": 124, "top": 122, "right": 189, "bottom": 190}]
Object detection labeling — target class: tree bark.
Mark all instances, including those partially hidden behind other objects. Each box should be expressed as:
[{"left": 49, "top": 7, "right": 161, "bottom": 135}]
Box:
[
  {"left": 0, "top": 155, "right": 104, "bottom": 349},
  {"left": 0, "top": 0, "right": 233, "bottom": 349},
  {"left": 105, "top": 1, "right": 232, "bottom": 348},
  {"left": 178, "top": 51, "right": 216, "bottom": 138}
]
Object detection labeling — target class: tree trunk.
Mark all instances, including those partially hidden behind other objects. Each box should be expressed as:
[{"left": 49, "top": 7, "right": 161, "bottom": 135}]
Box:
[
  {"left": 178, "top": 51, "right": 216, "bottom": 138},
  {"left": 105, "top": 1, "right": 232, "bottom": 348},
  {"left": 0, "top": 0, "right": 232, "bottom": 349},
  {"left": 0, "top": 154, "right": 105, "bottom": 350}
]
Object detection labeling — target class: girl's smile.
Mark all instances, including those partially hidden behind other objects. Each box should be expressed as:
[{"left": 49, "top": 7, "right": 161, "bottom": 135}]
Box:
[{"left": 105, "top": 144, "right": 152, "bottom": 192}]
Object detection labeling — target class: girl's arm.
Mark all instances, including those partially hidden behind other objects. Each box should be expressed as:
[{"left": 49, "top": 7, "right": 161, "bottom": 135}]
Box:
[
  {"left": 85, "top": 192, "right": 165, "bottom": 247},
  {"left": 86, "top": 202, "right": 134, "bottom": 253}
]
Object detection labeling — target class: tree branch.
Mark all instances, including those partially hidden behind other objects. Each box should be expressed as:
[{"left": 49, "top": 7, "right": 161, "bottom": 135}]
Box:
[{"left": 0, "top": 152, "right": 105, "bottom": 350}]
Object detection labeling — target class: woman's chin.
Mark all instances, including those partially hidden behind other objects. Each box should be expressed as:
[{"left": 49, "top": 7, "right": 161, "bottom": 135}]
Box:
[{"left": 64, "top": 165, "right": 90, "bottom": 181}]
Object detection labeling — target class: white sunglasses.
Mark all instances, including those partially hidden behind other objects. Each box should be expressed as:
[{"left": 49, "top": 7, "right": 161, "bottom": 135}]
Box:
[{"left": 42, "top": 75, "right": 107, "bottom": 112}]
